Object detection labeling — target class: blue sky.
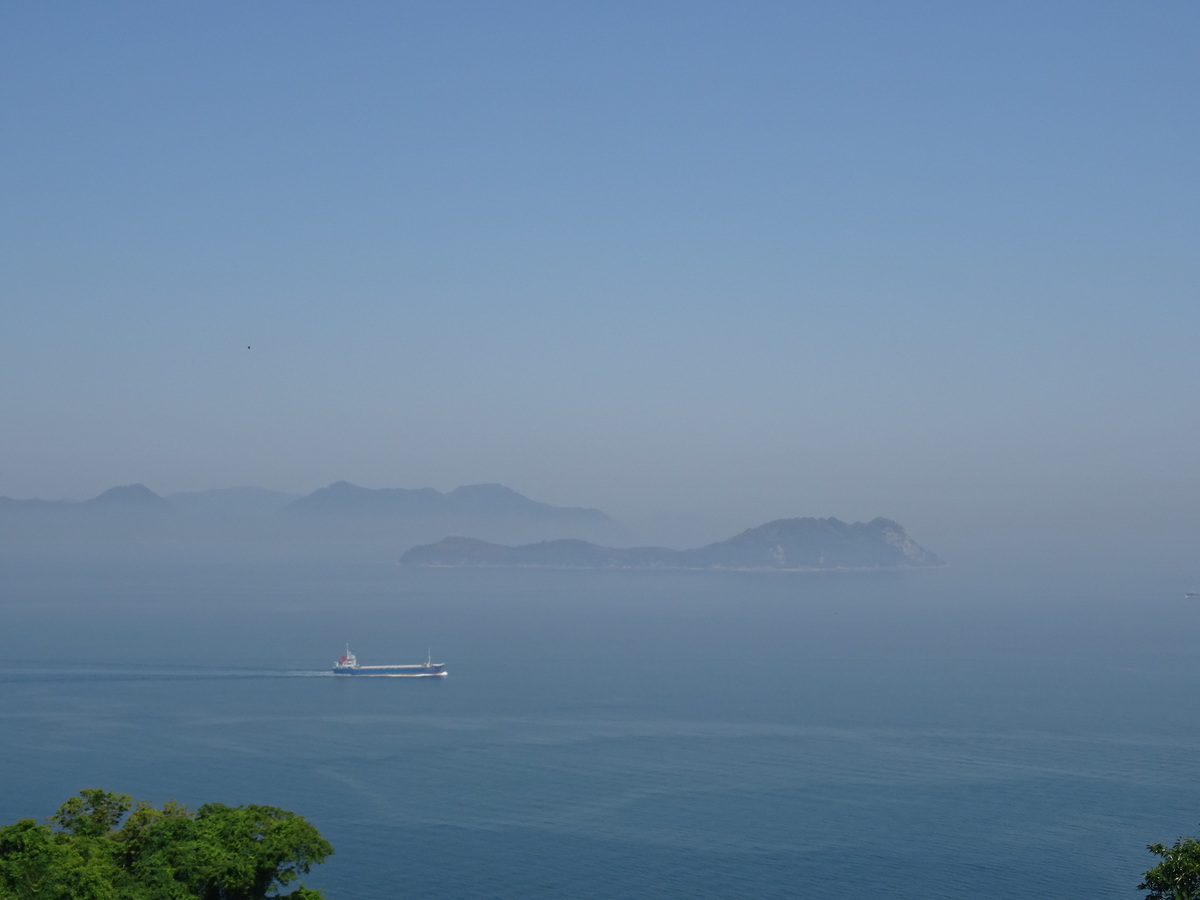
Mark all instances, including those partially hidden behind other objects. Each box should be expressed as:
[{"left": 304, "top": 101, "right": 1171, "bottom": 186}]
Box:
[{"left": 3, "top": 1, "right": 1198, "bottom": 548}]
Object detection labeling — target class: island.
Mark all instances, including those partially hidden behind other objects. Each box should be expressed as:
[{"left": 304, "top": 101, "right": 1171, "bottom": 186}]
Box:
[{"left": 400, "top": 516, "right": 944, "bottom": 571}]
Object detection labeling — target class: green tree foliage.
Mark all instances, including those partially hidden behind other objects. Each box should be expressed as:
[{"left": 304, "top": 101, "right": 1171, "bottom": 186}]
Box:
[
  {"left": 51, "top": 789, "right": 132, "bottom": 839},
  {"left": 1141, "top": 832, "right": 1200, "bottom": 900},
  {"left": 0, "top": 790, "right": 333, "bottom": 900}
]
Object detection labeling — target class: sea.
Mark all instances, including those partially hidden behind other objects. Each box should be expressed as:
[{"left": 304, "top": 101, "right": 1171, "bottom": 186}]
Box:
[{"left": 1, "top": 553, "right": 1198, "bottom": 899}]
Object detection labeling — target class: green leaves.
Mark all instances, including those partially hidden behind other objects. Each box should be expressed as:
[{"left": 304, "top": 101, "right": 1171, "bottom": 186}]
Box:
[
  {"left": 0, "top": 791, "right": 332, "bottom": 900},
  {"left": 51, "top": 790, "right": 132, "bottom": 839},
  {"left": 190, "top": 803, "right": 334, "bottom": 899},
  {"left": 1141, "top": 833, "right": 1200, "bottom": 900},
  {"left": 0, "top": 817, "right": 120, "bottom": 900}
]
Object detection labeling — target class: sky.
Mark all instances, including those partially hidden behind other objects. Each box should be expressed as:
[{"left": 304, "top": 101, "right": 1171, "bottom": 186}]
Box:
[{"left": 2, "top": 1, "right": 1198, "bottom": 551}]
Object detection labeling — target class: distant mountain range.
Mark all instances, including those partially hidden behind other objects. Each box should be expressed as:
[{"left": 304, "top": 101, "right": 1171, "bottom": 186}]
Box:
[
  {"left": 0, "top": 482, "right": 614, "bottom": 523},
  {"left": 0, "top": 482, "right": 626, "bottom": 561},
  {"left": 0, "top": 483, "right": 178, "bottom": 515},
  {"left": 0, "top": 483, "right": 945, "bottom": 570},
  {"left": 401, "top": 517, "right": 945, "bottom": 571}
]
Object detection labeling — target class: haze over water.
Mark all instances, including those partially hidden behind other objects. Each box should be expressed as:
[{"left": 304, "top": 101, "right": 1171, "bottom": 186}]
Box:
[
  {"left": 3, "top": 3, "right": 1199, "bottom": 897},
  {"left": 3, "top": 2, "right": 1198, "bottom": 553},
  {"left": 3, "top": 558, "right": 1199, "bottom": 898}
]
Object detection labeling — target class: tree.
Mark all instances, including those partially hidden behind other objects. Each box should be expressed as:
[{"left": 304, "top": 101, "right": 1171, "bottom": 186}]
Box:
[
  {"left": 0, "top": 817, "right": 120, "bottom": 900},
  {"left": 1141, "top": 832, "right": 1200, "bottom": 899},
  {"left": 0, "top": 790, "right": 333, "bottom": 900},
  {"left": 51, "top": 789, "right": 132, "bottom": 839},
  {"left": 129, "top": 802, "right": 334, "bottom": 900}
]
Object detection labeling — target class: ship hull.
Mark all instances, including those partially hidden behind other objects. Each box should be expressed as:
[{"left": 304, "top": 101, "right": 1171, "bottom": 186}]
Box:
[{"left": 332, "top": 664, "right": 446, "bottom": 676}]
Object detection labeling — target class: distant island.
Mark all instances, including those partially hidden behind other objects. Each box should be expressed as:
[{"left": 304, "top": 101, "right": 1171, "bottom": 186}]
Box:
[{"left": 401, "top": 516, "right": 945, "bottom": 571}]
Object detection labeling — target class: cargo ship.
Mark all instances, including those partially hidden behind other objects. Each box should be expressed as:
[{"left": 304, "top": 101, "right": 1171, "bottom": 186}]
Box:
[{"left": 332, "top": 646, "right": 447, "bottom": 676}]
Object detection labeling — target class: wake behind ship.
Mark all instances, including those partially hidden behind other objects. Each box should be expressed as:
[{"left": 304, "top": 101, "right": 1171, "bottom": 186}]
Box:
[{"left": 333, "top": 646, "right": 447, "bottom": 676}]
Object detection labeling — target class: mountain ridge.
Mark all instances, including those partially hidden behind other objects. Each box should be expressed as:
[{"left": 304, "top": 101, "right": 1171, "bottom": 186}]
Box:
[
  {"left": 0, "top": 484, "right": 944, "bottom": 570},
  {"left": 0, "top": 481, "right": 627, "bottom": 560}
]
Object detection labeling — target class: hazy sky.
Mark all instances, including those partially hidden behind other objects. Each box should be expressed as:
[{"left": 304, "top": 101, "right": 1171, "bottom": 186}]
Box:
[{"left": 3, "top": 2, "right": 1197, "bottom": 547}]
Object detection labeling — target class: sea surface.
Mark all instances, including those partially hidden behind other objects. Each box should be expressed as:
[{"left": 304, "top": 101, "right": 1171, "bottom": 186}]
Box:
[{"left": 1, "top": 557, "right": 1199, "bottom": 899}]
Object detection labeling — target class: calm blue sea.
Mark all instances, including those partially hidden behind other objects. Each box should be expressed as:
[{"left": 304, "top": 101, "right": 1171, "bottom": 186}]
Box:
[{"left": 2, "top": 558, "right": 1198, "bottom": 898}]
